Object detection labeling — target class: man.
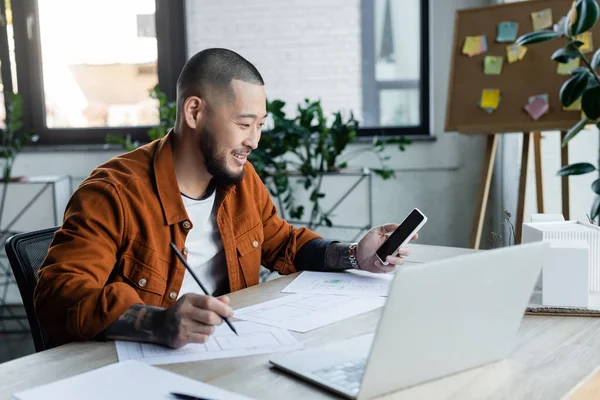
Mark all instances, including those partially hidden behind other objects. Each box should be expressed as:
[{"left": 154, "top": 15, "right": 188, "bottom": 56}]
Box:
[{"left": 33, "top": 48, "right": 416, "bottom": 349}]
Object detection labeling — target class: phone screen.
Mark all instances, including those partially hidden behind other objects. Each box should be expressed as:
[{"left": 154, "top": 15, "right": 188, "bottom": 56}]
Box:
[{"left": 376, "top": 209, "right": 425, "bottom": 260}]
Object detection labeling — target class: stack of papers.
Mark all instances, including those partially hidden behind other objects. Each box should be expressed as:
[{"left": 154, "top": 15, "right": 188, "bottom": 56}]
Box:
[
  {"left": 230, "top": 270, "right": 394, "bottom": 333},
  {"left": 281, "top": 270, "right": 393, "bottom": 297},
  {"left": 234, "top": 293, "right": 385, "bottom": 332},
  {"left": 115, "top": 321, "right": 302, "bottom": 365},
  {"left": 13, "top": 360, "right": 253, "bottom": 400}
]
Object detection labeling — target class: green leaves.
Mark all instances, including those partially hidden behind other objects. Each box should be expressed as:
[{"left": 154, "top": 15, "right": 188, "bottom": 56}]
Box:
[
  {"left": 571, "top": 0, "right": 600, "bottom": 36},
  {"left": 516, "top": 30, "right": 561, "bottom": 46},
  {"left": 582, "top": 85, "right": 600, "bottom": 118},
  {"left": 592, "top": 194, "right": 600, "bottom": 220},
  {"left": 560, "top": 70, "right": 591, "bottom": 106},
  {"left": 592, "top": 48, "right": 600, "bottom": 68},
  {"left": 593, "top": 178, "right": 600, "bottom": 194},
  {"left": 557, "top": 162, "right": 597, "bottom": 176},
  {"left": 562, "top": 117, "right": 589, "bottom": 146},
  {"left": 551, "top": 41, "right": 584, "bottom": 63},
  {"left": 148, "top": 85, "right": 176, "bottom": 142}
]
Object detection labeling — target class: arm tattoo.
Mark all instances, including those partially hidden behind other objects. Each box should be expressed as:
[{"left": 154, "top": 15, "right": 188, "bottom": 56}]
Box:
[
  {"left": 324, "top": 242, "right": 356, "bottom": 272},
  {"left": 104, "top": 303, "right": 181, "bottom": 347}
]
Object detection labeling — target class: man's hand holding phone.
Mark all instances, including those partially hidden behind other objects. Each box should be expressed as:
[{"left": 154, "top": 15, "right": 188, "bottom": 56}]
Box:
[
  {"left": 355, "top": 208, "right": 427, "bottom": 273},
  {"left": 356, "top": 225, "right": 419, "bottom": 273}
]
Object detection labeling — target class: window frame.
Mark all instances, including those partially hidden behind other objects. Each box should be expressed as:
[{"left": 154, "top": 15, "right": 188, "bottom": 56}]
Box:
[
  {"left": 359, "top": 0, "right": 430, "bottom": 139},
  {"left": 9, "top": 0, "right": 187, "bottom": 146}
]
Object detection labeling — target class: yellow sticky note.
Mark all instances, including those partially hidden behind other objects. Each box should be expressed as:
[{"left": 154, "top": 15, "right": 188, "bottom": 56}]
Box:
[
  {"left": 577, "top": 32, "right": 594, "bottom": 53},
  {"left": 462, "top": 36, "right": 479, "bottom": 56},
  {"left": 506, "top": 45, "right": 527, "bottom": 63},
  {"left": 531, "top": 8, "right": 553, "bottom": 31},
  {"left": 563, "top": 97, "right": 582, "bottom": 111},
  {"left": 557, "top": 57, "right": 580, "bottom": 75},
  {"left": 481, "top": 89, "right": 500, "bottom": 109},
  {"left": 506, "top": 45, "right": 518, "bottom": 63},
  {"left": 484, "top": 56, "right": 503, "bottom": 75}
]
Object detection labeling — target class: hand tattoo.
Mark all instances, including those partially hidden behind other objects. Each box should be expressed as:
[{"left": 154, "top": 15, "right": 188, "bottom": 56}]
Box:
[
  {"left": 104, "top": 303, "right": 181, "bottom": 347},
  {"left": 324, "top": 242, "right": 357, "bottom": 271}
]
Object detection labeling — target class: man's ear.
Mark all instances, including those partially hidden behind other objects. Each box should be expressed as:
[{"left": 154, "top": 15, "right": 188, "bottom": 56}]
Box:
[{"left": 183, "top": 96, "right": 205, "bottom": 130}]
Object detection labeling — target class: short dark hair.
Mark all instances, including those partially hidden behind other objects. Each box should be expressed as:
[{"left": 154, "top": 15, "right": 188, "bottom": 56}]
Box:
[{"left": 176, "top": 48, "right": 264, "bottom": 106}]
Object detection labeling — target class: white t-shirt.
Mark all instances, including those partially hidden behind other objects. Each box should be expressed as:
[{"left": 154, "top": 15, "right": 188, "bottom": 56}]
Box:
[{"left": 177, "top": 189, "right": 228, "bottom": 298}]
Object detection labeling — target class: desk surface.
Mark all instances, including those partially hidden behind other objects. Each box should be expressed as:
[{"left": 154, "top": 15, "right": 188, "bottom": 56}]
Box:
[{"left": 2, "top": 244, "right": 600, "bottom": 400}]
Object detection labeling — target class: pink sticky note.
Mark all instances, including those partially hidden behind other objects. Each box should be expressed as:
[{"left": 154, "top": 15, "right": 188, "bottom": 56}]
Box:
[{"left": 524, "top": 97, "right": 549, "bottom": 120}]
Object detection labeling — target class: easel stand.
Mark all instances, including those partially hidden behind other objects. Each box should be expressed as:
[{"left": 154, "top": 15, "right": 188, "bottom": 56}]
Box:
[{"left": 470, "top": 131, "right": 570, "bottom": 249}]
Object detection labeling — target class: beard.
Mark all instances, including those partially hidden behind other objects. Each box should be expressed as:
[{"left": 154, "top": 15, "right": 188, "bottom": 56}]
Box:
[{"left": 199, "top": 124, "right": 245, "bottom": 186}]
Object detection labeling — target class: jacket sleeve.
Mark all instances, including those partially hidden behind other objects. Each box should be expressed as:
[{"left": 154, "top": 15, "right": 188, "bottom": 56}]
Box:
[
  {"left": 33, "top": 179, "right": 143, "bottom": 341},
  {"left": 252, "top": 167, "right": 321, "bottom": 274}
]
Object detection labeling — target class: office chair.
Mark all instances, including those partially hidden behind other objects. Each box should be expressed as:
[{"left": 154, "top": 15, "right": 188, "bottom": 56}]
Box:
[{"left": 5, "top": 226, "right": 59, "bottom": 352}]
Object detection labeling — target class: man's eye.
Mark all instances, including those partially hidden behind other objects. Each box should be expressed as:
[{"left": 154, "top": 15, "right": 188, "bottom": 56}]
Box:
[{"left": 240, "top": 124, "right": 250, "bottom": 128}]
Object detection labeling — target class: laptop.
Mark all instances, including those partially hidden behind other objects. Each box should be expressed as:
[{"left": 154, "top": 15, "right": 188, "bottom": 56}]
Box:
[{"left": 269, "top": 242, "right": 548, "bottom": 399}]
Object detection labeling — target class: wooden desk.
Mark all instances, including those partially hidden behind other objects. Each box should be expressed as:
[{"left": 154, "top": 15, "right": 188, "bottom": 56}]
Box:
[{"left": 1, "top": 244, "right": 600, "bottom": 399}]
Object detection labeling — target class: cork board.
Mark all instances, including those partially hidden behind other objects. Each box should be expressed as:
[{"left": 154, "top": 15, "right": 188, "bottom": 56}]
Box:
[{"left": 445, "top": 0, "right": 600, "bottom": 135}]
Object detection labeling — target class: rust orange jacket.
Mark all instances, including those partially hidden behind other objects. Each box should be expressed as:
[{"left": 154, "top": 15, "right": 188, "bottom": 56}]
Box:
[{"left": 33, "top": 132, "right": 320, "bottom": 343}]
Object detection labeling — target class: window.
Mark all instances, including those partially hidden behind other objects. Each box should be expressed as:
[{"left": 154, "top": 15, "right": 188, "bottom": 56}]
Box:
[
  {"left": 0, "top": 0, "right": 19, "bottom": 130},
  {"left": 359, "top": 0, "right": 430, "bottom": 137},
  {"left": 7, "top": 0, "right": 186, "bottom": 145},
  {"left": 185, "top": 0, "right": 429, "bottom": 139}
]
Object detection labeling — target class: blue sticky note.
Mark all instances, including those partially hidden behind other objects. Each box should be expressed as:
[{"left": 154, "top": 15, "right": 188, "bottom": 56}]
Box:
[{"left": 497, "top": 21, "right": 518, "bottom": 43}]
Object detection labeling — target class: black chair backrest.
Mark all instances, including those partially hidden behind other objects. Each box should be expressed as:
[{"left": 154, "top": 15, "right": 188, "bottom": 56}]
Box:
[{"left": 5, "top": 227, "right": 59, "bottom": 352}]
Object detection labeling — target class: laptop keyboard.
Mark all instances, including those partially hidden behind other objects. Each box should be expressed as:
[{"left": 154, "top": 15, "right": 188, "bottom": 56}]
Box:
[{"left": 311, "top": 358, "right": 367, "bottom": 395}]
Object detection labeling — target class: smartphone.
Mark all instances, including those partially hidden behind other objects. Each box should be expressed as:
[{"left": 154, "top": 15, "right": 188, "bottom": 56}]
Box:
[{"left": 376, "top": 208, "right": 427, "bottom": 264}]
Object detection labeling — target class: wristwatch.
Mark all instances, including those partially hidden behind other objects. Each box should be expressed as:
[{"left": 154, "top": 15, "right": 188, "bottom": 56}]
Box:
[{"left": 348, "top": 243, "right": 360, "bottom": 270}]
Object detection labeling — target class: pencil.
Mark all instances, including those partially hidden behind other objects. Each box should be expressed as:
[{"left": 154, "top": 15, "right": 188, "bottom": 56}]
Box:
[{"left": 169, "top": 242, "right": 238, "bottom": 336}]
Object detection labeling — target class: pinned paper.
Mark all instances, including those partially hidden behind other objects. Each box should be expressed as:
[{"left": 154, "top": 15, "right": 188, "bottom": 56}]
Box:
[
  {"left": 462, "top": 35, "right": 487, "bottom": 57},
  {"left": 524, "top": 94, "right": 549, "bottom": 120},
  {"left": 531, "top": 9, "right": 553, "bottom": 31},
  {"left": 497, "top": 21, "right": 519, "bottom": 43},
  {"left": 529, "top": 94, "right": 549, "bottom": 105},
  {"left": 563, "top": 97, "right": 582, "bottom": 111},
  {"left": 557, "top": 57, "right": 580, "bottom": 75},
  {"left": 577, "top": 32, "right": 594, "bottom": 53},
  {"left": 506, "top": 44, "right": 527, "bottom": 63},
  {"left": 480, "top": 89, "right": 501, "bottom": 113},
  {"left": 484, "top": 56, "right": 503, "bottom": 75}
]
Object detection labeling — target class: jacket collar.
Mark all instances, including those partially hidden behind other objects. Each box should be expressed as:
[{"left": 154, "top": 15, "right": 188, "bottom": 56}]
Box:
[{"left": 153, "top": 130, "right": 235, "bottom": 226}]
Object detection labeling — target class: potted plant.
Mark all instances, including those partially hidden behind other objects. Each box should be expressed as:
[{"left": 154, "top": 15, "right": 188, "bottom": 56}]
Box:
[
  {"left": 516, "top": 0, "right": 600, "bottom": 221},
  {"left": 250, "top": 98, "right": 410, "bottom": 230}
]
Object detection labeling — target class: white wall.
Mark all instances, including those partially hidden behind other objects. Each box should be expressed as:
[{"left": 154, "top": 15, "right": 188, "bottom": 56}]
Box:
[{"left": 9, "top": 0, "right": 492, "bottom": 250}]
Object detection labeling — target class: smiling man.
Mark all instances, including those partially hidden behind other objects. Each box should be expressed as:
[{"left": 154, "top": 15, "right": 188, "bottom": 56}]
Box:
[{"left": 33, "top": 48, "right": 416, "bottom": 349}]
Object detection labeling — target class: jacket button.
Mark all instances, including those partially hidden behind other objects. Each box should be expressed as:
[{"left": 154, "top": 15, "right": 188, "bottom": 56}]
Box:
[
  {"left": 169, "top": 291, "right": 177, "bottom": 299},
  {"left": 183, "top": 247, "right": 189, "bottom": 255},
  {"left": 253, "top": 240, "right": 259, "bottom": 248},
  {"left": 182, "top": 220, "right": 191, "bottom": 230},
  {"left": 138, "top": 278, "right": 147, "bottom": 287}
]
